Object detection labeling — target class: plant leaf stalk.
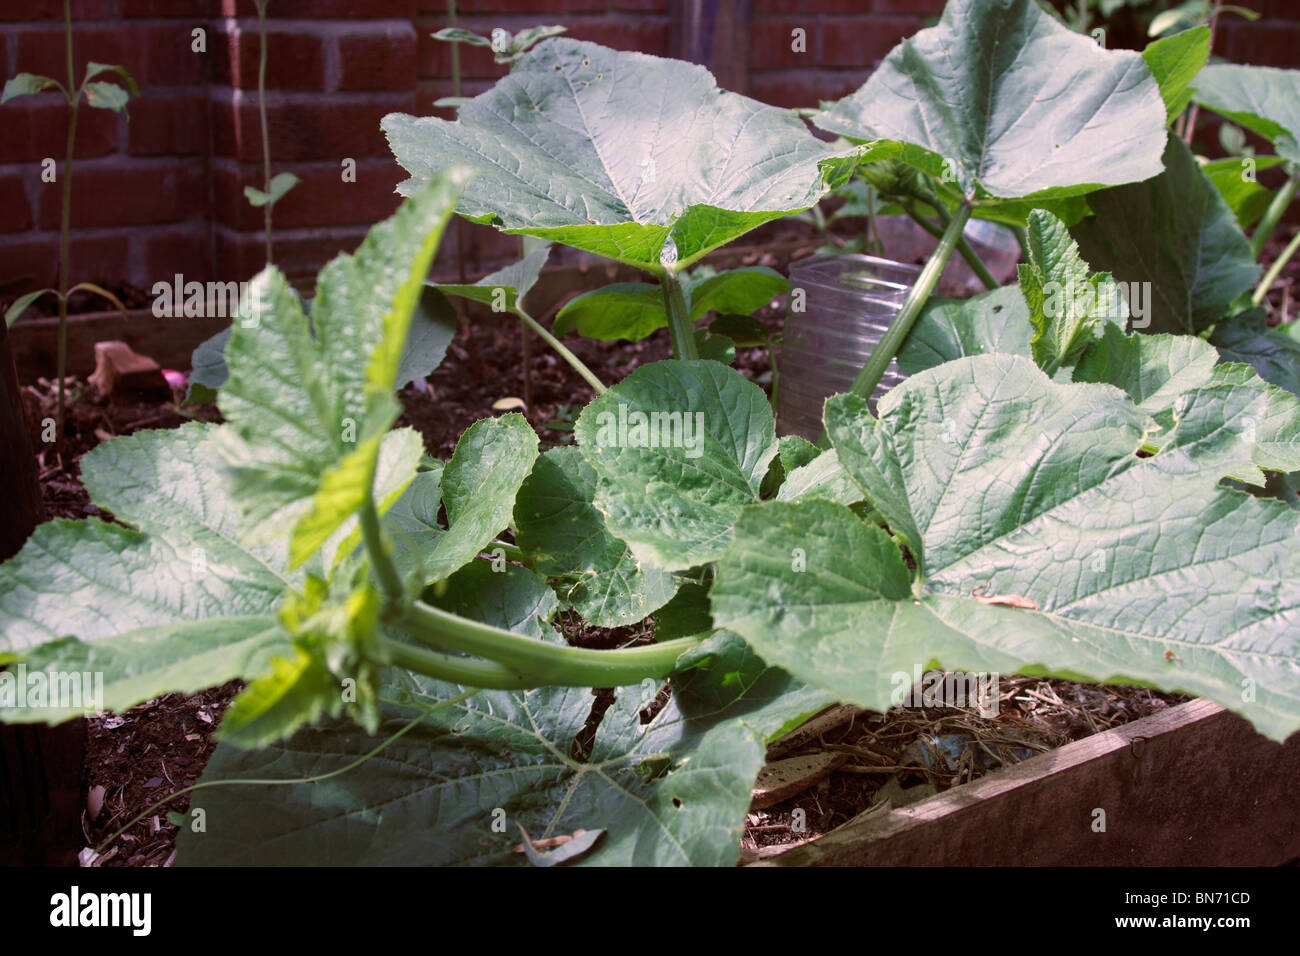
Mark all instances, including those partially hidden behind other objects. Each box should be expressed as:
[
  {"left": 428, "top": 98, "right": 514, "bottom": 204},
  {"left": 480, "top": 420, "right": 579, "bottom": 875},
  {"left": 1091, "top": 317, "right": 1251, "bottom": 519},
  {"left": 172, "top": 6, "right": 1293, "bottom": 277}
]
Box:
[
  {"left": 849, "top": 201, "right": 973, "bottom": 399},
  {"left": 55, "top": 0, "right": 78, "bottom": 439},
  {"left": 359, "top": 479, "right": 694, "bottom": 689},
  {"left": 1252, "top": 225, "right": 1300, "bottom": 307},
  {"left": 255, "top": 0, "right": 274, "bottom": 263},
  {"left": 1250, "top": 171, "right": 1299, "bottom": 260},
  {"left": 511, "top": 305, "right": 606, "bottom": 393},
  {"left": 902, "top": 201, "right": 998, "bottom": 291},
  {"left": 660, "top": 267, "right": 698, "bottom": 360}
]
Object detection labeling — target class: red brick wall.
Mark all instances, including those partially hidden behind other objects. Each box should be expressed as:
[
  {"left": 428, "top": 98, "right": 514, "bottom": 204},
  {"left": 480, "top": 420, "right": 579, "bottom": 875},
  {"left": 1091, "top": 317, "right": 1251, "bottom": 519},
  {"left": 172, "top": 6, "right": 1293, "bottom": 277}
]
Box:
[{"left": 0, "top": 0, "right": 1295, "bottom": 303}]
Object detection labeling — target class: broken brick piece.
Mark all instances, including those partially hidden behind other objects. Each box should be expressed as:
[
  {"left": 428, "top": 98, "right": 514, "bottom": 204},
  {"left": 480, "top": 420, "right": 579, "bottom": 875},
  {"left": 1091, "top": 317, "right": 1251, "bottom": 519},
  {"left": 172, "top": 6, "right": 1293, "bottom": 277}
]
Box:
[{"left": 88, "top": 340, "right": 169, "bottom": 398}]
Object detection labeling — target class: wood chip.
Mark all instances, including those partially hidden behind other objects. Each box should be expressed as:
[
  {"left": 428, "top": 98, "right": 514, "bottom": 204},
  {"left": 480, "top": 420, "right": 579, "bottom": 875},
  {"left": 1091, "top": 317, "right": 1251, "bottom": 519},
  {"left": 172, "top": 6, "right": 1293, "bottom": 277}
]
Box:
[
  {"left": 766, "top": 704, "right": 863, "bottom": 759},
  {"left": 750, "top": 751, "right": 847, "bottom": 810}
]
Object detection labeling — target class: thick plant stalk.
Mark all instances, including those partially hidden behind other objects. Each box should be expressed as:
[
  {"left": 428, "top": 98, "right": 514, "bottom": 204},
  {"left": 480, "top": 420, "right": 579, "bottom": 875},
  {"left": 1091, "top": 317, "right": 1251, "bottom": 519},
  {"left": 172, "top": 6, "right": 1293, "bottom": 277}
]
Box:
[
  {"left": 1252, "top": 226, "right": 1300, "bottom": 307},
  {"left": 849, "top": 203, "right": 972, "bottom": 399},
  {"left": 903, "top": 203, "right": 998, "bottom": 291},
  {"left": 382, "top": 637, "right": 537, "bottom": 689},
  {"left": 397, "top": 599, "right": 699, "bottom": 686},
  {"left": 512, "top": 306, "right": 606, "bottom": 393},
  {"left": 359, "top": 467, "right": 694, "bottom": 689},
  {"left": 55, "top": 0, "right": 79, "bottom": 439},
  {"left": 1251, "top": 172, "right": 1299, "bottom": 260},
  {"left": 660, "top": 268, "right": 698, "bottom": 359}
]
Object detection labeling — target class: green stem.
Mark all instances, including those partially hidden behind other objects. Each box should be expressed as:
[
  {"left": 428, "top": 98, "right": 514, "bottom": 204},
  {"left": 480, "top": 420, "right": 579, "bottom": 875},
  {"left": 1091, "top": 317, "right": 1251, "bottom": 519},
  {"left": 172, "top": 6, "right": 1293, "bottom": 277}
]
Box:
[
  {"left": 448, "top": 0, "right": 460, "bottom": 99},
  {"left": 360, "top": 498, "right": 406, "bottom": 604},
  {"left": 357, "top": 472, "right": 688, "bottom": 689},
  {"left": 396, "top": 599, "right": 700, "bottom": 686},
  {"left": 56, "top": 0, "right": 77, "bottom": 441},
  {"left": 1250, "top": 172, "right": 1299, "bottom": 260},
  {"left": 1252, "top": 226, "right": 1300, "bottom": 307},
  {"left": 256, "top": 0, "right": 273, "bottom": 263},
  {"left": 660, "top": 268, "right": 698, "bottom": 359},
  {"left": 905, "top": 203, "right": 998, "bottom": 291},
  {"left": 849, "top": 202, "right": 972, "bottom": 399},
  {"left": 512, "top": 306, "right": 606, "bottom": 393},
  {"left": 382, "top": 637, "right": 537, "bottom": 689}
]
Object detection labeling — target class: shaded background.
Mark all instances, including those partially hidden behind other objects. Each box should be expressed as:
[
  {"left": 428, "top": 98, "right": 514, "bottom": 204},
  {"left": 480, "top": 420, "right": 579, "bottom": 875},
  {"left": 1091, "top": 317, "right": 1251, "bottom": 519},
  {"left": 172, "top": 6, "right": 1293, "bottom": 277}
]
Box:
[{"left": 1, "top": 0, "right": 1297, "bottom": 304}]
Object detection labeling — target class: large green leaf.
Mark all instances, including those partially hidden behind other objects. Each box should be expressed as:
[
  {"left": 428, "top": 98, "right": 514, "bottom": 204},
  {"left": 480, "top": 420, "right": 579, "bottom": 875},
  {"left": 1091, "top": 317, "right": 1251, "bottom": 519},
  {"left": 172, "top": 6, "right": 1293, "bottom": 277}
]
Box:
[
  {"left": 385, "top": 414, "right": 539, "bottom": 585},
  {"left": 215, "top": 172, "right": 468, "bottom": 567},
  {"left": 179, "top": 676, "right": 765, "bottom": 866},
  {"left": 1076, "top": 324, "right": 1300, "bottom": 479},
  {"left": 383, "top": 38, "right": 859, "bottom": 272},
  {"left": 1210, "top": 310, "right": 1300, "bottom": 398},
  {"left": 554, "top": 283, "right": 666, "bottom": 341},
  {"left": 424, "top": 562, "right": 559, "bottom": 640},
  {"left": 183, "top": 284, "right": 458, "bottom": 405},
  {"left": 514, "top": 447, "right": 677, "bottom": 626},
  {"left": 714, "top": 354, "right": 1300, "bottom": 742},
  {"left": 1072, "top": 137, "right": 1259, "bottom": 334},
  {"left": 1192, "top": 64, "right": 1300, "bottom": 164},
  {"left": 432, "top": 244, "right": 550, "bottom": 313},
  {"left": 554, "top": 267, "right": 785, "bottom": 343},
  {"left": 574, "top": 360, "right": 777, "bottom": 571},
  {"left": 1019, "top": 209, "right": 1126, "bottom": 375},
  {"left": 896, "top": 285, "right": 1032, "bottom": 376},
  {"left": 813, "top": 0, "right": 1166, "bottom": 207},
  {"left": 1141, "top": 26, "right": 1210, "bottom": 123},
  {"left": 1201, "top": 155, "right": 1285, "bottom": 231},
  {"left": 0, "top": 423, "right": 292, "bottom": 721}
]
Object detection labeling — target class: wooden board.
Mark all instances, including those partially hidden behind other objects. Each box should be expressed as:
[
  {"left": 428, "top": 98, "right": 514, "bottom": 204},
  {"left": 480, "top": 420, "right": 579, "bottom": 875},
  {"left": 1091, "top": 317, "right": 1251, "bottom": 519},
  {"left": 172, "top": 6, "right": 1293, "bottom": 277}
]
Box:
[{"left": 752, "top": 700, "right": 1300, "bottom": 866}]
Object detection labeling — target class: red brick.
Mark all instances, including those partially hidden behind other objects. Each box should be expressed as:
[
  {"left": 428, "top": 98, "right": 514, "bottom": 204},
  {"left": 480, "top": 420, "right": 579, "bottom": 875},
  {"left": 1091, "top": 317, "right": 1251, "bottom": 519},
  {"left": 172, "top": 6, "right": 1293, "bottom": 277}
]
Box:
[
  {"left": 456, "top": 0, "right": 604, "bottom": 12},
  {"left": 36, "top": 162, "right": 207, "bottom": 229},
  {"left": 0, "top": 176, "right": 34, "bottom": 233},
  {"left": 569, "top": 22, "right": 671, "bottom": 57},
  {"left": 210, "top": 94, "right": 414, "bottom": 162},
  {"left": 15, "top": 25, "right": 203, "bottom": 88},
  {"left": 118, "top": 0, "right": 215, "bottom": 15},
  {"left": 2, "top": 0, "right": 112, "bottom": 19},
  {"left": 819, "top": 16, "right": 916, "bottom": 68},
  {"left": 612, "top": 0, "right": 668, "bottom": 10},
  {"left": 871, "top": 0, "right": 946, "bottom": 13},
  {"left": 338, "top": 24, "right": 418, "bottom": 91},
  {"left": 210, "top": 161, "right": 404, "bottom": 230},
  {"left": 758, "top": 0, "right": 878, "bottom": 13},
  {"left": 141, "top": 225, "right": 211, "bottom": 282},
  {"left": 418, "top": 29, "right": 506, "bottom": 80},
  {"left": 0, "top": 101, "right": 120, "bottom": 162},
  {"left": 749, "top": 71, "right": 861, "bottom": 110},
  {"left": 431, "top": 219, "right": 525, "bottom": 277},
  {"left": 214, "top": 226, "right": 371, "bottom": 283},
  {"left": 0, "top": 234, "right": 129, "bottom": 293},
  {"left": 126, "top": 93, "right": 209, "bottom": 156},
  {"left": 218, "top": 0, "right": 415, "bottom": 16},
  {"left": 212, "top": 24, "right": 329, "bottom": 91},
  {"left": 1218, "top": 22, "right": 1300, "bottom": 68},
  {"left": 416, "top": 79, "right": 495, "bottom": 115},
  {"left": 749, "top": 20, "right": 813, "bottom": 70}
]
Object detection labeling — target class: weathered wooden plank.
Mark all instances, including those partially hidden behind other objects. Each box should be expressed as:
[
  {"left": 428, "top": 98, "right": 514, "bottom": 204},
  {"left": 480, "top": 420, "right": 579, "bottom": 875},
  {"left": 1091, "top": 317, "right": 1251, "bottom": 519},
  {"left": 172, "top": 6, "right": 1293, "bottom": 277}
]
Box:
[{"left": 752, "top": 700, "right": 1300, "bottom": 866}]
